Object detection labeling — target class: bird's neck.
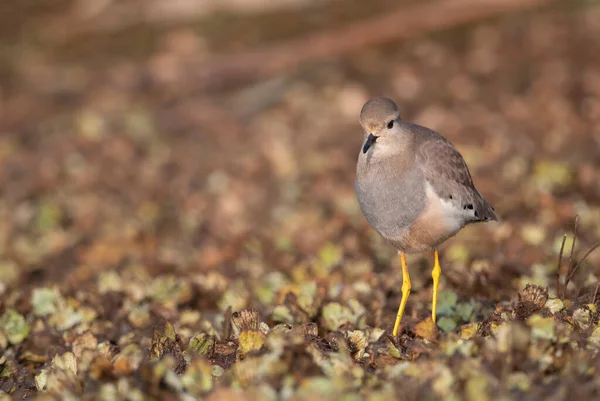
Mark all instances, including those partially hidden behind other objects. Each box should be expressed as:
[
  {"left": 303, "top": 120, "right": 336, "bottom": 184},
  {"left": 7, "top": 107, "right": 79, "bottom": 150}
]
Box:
[{"left": 364, "top": 131, "right": 415, "bottom": 164}]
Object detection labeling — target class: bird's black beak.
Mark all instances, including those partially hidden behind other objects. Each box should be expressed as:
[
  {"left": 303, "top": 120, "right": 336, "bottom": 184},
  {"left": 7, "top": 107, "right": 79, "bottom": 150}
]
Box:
[{"left": 362, "top": 134, "right": 378, "bottom": 154}]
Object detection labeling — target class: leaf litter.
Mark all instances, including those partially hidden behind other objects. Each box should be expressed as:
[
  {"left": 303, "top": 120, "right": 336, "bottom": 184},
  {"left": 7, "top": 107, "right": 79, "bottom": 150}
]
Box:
[{"left": 2, "top": 2, "right": 600, "bottom": 400}]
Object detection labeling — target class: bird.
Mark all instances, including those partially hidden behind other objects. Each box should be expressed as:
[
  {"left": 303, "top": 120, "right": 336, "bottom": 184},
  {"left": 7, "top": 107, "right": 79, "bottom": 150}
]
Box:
[{"left": 354, "top": 96, "right": 497, "bottom": 336}]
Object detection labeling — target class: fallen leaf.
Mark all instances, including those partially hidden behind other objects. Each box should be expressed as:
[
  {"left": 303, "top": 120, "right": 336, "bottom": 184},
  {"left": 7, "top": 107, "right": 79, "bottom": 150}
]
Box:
[
  {"left": 238, "top": 330, "right": 266, "bottom": 354},
  {"left": 414, "top": 318, "right": 438, "bottom": 341}
]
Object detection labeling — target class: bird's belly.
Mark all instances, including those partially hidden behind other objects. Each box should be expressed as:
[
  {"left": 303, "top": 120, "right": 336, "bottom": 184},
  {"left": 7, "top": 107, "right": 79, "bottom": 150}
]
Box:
[
  {"left": 355, "top": 179, "right": 425, "bottom": 245},
  {"left": 390, "top": 185, "right": 465, "bottom": 253}
]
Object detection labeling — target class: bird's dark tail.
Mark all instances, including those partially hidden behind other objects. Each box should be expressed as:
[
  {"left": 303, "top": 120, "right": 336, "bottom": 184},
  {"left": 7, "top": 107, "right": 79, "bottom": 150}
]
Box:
[{"left": 479, "top": 198, "right": 498, "bottom": 223}]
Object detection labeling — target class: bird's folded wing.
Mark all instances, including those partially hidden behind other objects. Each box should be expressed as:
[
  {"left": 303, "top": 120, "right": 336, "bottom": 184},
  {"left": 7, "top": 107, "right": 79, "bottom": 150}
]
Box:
[
  {"left": 415, "top": 133, "right": 497, "bottom": 222},
  {"left": 416, "top": 137, "right": 474, "bottom": 194}
]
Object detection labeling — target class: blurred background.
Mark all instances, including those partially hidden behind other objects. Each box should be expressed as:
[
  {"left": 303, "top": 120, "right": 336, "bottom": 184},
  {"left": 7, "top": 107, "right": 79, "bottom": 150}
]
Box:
[{"left": 1, "top": 0, "right": 600, "bottom": 398}]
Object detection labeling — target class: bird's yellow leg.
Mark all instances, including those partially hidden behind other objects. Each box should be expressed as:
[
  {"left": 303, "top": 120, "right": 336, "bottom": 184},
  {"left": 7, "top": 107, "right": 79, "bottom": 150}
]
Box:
[
  {"left": 392, "top": 252, "right": 411, "bottom": 336},
  {"left": 431, "top": 250, "right": 441, "bottom": 323}
]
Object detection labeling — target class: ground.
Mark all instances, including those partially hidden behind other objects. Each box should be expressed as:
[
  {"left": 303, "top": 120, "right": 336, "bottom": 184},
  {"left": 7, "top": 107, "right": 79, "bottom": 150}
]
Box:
[{"left": 1, "top": 0, "right": 600, "bottom": 400}]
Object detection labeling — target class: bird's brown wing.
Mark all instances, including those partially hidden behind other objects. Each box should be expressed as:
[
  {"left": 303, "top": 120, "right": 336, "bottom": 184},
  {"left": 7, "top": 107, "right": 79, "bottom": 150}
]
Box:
[{"left": 414, "top": 128, "right": 497, "bottom": 222}]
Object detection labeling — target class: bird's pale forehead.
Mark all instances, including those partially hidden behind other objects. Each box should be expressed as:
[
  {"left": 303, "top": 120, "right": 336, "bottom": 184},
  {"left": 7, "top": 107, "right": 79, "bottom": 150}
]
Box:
[{"left": 360, "top": 97, "right": 399, "bottom": 125}]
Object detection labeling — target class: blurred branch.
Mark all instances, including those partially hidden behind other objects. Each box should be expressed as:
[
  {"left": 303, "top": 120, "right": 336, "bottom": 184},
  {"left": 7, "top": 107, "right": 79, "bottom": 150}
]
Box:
[
  {"left": 192, "top": 0, "right": 555, "bottom": 88},
  {"left": 66, "top": 0, "right": 314, "bottom": 31},
  {"left": 51, "top": 0, "right": 556, "bottom": 91}
]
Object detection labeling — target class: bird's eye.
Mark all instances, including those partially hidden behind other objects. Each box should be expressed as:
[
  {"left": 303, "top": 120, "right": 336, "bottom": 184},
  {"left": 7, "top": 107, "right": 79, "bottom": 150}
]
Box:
[{"left": 387, "top": 120, "right": 394, "bottom": 129}]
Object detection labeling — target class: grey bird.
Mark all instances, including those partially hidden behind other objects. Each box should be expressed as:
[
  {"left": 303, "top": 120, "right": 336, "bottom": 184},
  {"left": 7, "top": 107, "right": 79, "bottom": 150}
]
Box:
[{"left": 354, "top": 96, "right": 497, "bottom": 336}]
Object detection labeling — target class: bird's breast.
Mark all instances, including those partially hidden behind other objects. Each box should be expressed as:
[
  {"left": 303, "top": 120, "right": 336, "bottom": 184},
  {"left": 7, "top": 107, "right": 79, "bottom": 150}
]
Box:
[{"left": 354, "top": 163, "right": 426, "bottom": 243}]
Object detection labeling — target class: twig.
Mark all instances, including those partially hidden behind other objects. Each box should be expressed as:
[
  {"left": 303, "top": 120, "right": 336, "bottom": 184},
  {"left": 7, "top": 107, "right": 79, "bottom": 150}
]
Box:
[
  {"left": 563, "top": 215, "right": 579, "bottom": 299},
  {"left": 564, "top": 241, "right": 600, "bottom": 296},
  {"left": 593, "top": 282, "right": 600, "bottom": 305},
  {"left": 556, "top": 233, "right": 567, "bottom": 298},
  {"left": 569, "top": 215, "right": 579, "bottom": 264}
]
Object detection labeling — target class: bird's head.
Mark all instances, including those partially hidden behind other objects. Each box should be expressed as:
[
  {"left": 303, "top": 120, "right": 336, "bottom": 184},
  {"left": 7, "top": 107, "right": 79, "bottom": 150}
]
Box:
[{"left": 359, "top": 96, "right": 402, "bottom": 154}]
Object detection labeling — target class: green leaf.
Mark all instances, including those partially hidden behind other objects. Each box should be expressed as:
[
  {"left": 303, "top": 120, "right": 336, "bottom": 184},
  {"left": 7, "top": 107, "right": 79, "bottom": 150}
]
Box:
[
  {"left": 437, "top": 316, "right": 458, "bottom": 333},
  {"left": 455, "top": 300, "right": 476, "bottom": 322},
  {"left": 0, "top": 310, "right": 30, "bottom": 345},
  {"left": 35, "top": 202, "right": 62, "bottom": 233},
  {"left": 436, "top": 291, "right": 458, "bottom": 317},
  {"left": 31, "top": 287, "right": 62, "bottom": 317}
]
